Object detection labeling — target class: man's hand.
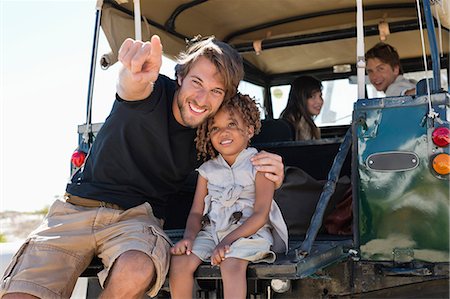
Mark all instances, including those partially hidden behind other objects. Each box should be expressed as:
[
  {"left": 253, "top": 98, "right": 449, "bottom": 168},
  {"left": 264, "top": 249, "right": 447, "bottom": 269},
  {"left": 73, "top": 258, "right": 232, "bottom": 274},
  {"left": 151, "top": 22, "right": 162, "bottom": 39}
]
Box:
[
  {"left": 117, "top": 35, "right": 163, "bottom": 100},
  {"left": 170, "top": 238, "right": 194, "bottom": 256},
  {"left": 251, "top": 151, "right": 284, "bottom": 189}
]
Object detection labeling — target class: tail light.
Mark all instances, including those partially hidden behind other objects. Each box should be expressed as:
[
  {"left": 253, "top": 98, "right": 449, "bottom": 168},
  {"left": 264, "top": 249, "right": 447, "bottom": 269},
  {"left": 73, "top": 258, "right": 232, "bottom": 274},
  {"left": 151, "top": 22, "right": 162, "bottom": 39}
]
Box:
[
  {"left": 71, "top": 150, "right": 87, "bottom": 168},
  {"left": 432, "top": 127, "right": 450, "bottom": 147},
  {"left": 432, "top": 153, "right": 450, "bottom": 176}
]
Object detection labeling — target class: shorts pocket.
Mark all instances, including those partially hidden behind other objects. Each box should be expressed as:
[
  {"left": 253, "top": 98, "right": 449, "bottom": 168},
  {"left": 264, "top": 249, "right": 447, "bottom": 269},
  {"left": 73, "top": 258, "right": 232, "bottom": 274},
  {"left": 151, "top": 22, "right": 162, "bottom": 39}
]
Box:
[
  {"left": 148, "top": 226, "right": 172, "bottom": 263},
  {"left": 146, "top": 226, "right": 172, "bottom": 297}
]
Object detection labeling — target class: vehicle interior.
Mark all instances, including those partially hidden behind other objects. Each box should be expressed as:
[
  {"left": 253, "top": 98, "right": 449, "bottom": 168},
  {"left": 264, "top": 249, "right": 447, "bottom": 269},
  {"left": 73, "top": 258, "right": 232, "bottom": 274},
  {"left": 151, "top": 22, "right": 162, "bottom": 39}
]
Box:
[
  {"left": 80, "top": 0, "right": 449, "bottom": 285},
  {"left": 97, "top": 0, "right": 449, "bottom": 223}
]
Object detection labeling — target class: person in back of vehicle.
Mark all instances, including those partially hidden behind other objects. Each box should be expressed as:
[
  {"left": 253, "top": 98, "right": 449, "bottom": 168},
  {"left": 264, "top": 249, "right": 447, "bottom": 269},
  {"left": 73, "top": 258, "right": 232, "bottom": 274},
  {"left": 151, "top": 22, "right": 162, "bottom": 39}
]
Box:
[
  {"left": 280, "top": 75, "right": 323, "bottom": 140},
  {"left": 365, "top": 42, "right": 416, "bottom": 96},
  {"left": 0, "top": 35, "right": 285, "bottom": 299},
  {"left": 169, "top": 93, "right": 288, "bottom": 299}
]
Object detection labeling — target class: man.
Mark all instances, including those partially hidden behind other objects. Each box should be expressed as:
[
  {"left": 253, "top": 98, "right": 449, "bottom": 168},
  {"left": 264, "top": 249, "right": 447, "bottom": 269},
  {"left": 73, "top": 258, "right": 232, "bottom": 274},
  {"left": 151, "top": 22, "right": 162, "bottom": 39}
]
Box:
[
  {"left": 1, "top": 35, "right": 284, "bottom": 299},
  {"left": 365, "top": 42, "right": 416, "bottom": 96}
]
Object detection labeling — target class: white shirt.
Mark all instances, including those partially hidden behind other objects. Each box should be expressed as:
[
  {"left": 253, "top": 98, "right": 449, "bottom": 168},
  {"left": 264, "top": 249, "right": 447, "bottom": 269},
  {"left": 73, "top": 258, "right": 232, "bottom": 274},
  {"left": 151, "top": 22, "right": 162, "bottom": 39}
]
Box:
[{"left": 385, "top": 75, "right": 416, "bottom": 96}]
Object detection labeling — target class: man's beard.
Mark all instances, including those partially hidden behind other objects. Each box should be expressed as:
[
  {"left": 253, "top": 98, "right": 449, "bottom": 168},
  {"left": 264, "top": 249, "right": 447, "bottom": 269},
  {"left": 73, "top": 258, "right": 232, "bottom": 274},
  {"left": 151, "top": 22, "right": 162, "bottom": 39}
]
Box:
[{"left": 177, "top": 96, "right": 209, "bottom": 128}]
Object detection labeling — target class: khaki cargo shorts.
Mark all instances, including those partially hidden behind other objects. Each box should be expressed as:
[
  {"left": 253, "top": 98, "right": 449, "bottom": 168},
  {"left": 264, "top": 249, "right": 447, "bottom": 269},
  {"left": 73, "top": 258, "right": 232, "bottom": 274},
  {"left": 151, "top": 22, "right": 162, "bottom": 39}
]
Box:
[{"left": 0, "top": 199, "right": 172, "bottom": 299}]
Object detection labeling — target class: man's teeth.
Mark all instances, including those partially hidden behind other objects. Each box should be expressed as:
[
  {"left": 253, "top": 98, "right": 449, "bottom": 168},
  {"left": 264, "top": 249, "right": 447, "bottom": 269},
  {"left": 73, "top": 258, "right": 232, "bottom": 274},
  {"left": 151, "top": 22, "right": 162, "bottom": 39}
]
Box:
[{"left": 190, "top": 103, "right": 206, "bottom": 113}]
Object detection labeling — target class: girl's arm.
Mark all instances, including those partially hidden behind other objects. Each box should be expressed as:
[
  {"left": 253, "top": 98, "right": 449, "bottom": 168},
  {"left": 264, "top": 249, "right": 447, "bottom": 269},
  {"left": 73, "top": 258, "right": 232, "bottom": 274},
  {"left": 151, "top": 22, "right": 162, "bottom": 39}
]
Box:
[
  {"left": 211, "top": 172, "right": 275, "bottom": 265},
  {"left": 170, "top": 175, "right": 207, "bottom": 255},
  {"left": 251, "top": 151, "right": 284, "bottom": 189}
]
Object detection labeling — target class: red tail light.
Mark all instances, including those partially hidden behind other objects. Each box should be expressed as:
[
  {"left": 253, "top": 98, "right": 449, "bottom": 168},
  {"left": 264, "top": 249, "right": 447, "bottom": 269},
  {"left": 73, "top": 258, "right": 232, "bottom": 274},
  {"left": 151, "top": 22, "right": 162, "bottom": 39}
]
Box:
[
  {"left": 71, "top": 150, "right": 86, "bottom": 168},
  {"left": 432, "top": 127, "right": 450, "bottom": 147}
]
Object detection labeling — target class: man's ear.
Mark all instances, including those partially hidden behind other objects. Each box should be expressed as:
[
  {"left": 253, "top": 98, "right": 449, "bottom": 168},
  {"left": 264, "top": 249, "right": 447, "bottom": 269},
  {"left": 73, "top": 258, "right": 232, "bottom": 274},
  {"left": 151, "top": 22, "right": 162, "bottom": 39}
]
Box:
[
  {"left": 247, "top": 126, "right": 255, "bottom": 139},
  {"left": 393, "top": 65, "right": 400, "bottom": 76},
  {"left": 177, "top": 75, "right": 183, "bottom": 86}
]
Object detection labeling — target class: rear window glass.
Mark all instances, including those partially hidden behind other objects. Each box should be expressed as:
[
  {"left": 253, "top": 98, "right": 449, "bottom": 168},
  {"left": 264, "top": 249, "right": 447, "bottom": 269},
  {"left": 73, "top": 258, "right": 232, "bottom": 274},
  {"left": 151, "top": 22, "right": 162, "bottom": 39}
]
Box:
[{"left": 270, "top": 78, "right": 357, "bottom": 126}]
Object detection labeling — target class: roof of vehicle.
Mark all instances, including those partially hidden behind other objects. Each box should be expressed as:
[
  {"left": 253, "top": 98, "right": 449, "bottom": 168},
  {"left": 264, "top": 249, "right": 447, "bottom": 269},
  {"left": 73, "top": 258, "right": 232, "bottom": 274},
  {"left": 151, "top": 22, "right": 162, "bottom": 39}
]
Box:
[{"left": 100, "top": 0, "right": 449, "bottom": 85}]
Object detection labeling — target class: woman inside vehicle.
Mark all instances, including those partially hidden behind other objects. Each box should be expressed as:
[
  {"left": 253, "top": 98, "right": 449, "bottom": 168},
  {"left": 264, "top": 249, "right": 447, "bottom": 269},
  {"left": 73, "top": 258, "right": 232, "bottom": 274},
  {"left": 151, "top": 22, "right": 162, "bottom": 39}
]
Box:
[{"left": 280, "top": 76, "right": 324, "bottom": 140}]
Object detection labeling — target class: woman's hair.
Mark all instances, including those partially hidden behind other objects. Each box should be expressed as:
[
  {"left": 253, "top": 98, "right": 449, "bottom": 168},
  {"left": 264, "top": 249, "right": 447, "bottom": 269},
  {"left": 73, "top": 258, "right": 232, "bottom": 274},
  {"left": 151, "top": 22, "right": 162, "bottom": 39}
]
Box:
[
  {"left": 280, "top": 75, "right": 322, "bottom": 140},
  {"left": 175, "top": 36, "right": 244, "bottom": 100},
  {"left": 365, "top": 42, "right": 403, "bottom": 74},
  {"left": 195, "top": 93, "right": 261, "bottom": 161}
]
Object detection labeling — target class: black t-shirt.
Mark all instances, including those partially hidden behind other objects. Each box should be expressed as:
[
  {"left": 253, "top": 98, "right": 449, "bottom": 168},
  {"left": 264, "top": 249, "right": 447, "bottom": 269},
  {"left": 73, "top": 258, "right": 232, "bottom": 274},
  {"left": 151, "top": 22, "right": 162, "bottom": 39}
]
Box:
[{"left": 66, "top": 75, "right": 199, "bottom": 219}]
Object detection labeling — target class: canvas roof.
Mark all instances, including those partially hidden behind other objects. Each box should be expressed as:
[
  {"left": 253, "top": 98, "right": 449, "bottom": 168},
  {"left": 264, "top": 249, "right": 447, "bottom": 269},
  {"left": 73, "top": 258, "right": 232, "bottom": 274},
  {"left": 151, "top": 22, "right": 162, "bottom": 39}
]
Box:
[{"left": 100, "top": 0, "right": 449, "bottom": 84}]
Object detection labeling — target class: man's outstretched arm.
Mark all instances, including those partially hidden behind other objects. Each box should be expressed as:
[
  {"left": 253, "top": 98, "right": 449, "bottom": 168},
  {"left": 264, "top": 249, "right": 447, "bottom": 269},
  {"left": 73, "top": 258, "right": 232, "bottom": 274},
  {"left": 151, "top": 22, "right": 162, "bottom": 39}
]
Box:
[{"left": 117, "top": 35, "right": 163, "bottom": 101}]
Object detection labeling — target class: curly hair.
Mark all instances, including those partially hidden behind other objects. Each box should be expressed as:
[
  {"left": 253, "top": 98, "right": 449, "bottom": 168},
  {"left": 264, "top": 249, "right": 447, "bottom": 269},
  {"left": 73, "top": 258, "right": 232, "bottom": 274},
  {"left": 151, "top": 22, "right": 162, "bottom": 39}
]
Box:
[{"left": 195, "top": 93, "right": 261, "bottom": 161}]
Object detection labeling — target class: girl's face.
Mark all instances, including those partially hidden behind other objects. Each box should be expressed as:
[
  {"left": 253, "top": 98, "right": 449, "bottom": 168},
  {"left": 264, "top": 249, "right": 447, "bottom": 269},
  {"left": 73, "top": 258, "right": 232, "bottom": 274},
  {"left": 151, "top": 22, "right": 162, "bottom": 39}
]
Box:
[
  {"left": 209, "top": 108, "right": 254, "bottom": 166},
  {"left": 306, "top": 90, "right": 324, "bottom": 116}
]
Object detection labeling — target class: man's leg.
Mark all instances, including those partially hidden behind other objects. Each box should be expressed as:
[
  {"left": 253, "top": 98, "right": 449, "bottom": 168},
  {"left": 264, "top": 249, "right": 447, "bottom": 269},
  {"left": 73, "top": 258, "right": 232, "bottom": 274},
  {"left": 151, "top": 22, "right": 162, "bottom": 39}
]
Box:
[
  {"left": 95, "top": 203, "right": 171, "bottom": 298},
  {"left": 100, "top": 250, "right": 155, "bottom": 299},
  {"left": 0, "top": 200, "right": 96, "bottom": 298}
]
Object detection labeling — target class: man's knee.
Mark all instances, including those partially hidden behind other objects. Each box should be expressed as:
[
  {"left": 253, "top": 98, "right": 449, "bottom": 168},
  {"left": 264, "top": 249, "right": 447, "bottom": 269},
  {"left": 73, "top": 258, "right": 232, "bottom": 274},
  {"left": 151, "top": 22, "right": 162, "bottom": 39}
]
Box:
[{"left": 109, "top": 250, "right": 155, "bottom": 285}]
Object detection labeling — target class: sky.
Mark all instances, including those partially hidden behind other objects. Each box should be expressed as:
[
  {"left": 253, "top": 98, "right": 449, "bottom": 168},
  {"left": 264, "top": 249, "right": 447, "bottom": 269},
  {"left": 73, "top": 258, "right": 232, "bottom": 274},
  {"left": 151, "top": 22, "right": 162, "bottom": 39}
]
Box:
[{"left": 0, "top": 0, "right": 177, "bottom": 212}]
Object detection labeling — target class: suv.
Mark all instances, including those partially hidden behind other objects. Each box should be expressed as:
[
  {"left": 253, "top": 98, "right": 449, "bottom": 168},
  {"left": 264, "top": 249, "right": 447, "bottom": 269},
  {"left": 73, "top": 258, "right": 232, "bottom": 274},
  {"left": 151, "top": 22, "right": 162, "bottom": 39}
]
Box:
[{"left": 74, "top": 0, "right": 449, "bottom": 297}]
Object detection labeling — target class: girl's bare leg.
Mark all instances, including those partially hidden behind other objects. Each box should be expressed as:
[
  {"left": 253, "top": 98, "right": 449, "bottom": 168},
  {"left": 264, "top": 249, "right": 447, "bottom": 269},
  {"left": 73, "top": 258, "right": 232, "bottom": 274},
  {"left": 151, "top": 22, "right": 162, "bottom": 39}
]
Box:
[
  {"left": 220, "top": 257, "right": 249, "bottom": 299},
  {"left": 169, "top": 254, "right": 203, "bottom": 299}
]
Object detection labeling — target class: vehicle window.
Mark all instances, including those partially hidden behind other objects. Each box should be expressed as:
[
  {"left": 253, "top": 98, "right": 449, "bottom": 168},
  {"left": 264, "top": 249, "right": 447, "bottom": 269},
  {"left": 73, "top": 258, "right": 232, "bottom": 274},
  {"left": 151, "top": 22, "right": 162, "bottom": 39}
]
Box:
[
  {"left": 366, "top": 69, "right": 448, "bottom": 97},
  {"left": 271, "top": 79, "right": 357, "bottom": 126},
  {"left": 270, "top": 85, "right": 291, "bottom": 119},
  {"left": 319, "top": 79, "right": 356, "bottom": 126},
  {"left": 239, "top": 81, "right": 266, "bottom": 119},
  {"left": 404, "top": 69, "right": 448, "bottom": 91},
  {"left": 160, "top": 56, "right": 177, "bottom": 79}
]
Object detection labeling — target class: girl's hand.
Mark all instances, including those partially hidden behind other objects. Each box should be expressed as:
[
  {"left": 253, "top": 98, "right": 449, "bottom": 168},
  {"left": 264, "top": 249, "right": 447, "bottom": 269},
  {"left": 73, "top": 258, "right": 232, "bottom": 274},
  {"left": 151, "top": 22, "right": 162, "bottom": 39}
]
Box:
[
  {"left": 211, "top": 242, "right": 231, "bottom": 265},
  {"left": 251, "top": 151, "right": 284, "bottom": 189},
  {"left": 170, "top": 238, "right": 194, "bottom": 256}
]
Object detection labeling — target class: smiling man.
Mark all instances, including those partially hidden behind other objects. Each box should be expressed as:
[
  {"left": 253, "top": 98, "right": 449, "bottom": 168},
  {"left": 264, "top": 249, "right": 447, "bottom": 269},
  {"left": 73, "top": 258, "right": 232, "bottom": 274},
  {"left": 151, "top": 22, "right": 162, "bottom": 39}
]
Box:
[
  {"left": 1, "top": 35, "right": 285, "bottom": 299},
  {"left": 365, "top": 42, "right": 416, "bottom": 96}
]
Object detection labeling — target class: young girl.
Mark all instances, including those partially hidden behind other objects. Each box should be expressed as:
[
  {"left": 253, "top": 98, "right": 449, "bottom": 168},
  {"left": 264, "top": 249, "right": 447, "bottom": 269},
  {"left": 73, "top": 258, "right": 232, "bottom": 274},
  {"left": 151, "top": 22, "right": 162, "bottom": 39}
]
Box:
[
  {"left": 169, "top": 93, "right": 288, "bottom": 299},
  {"left": 280, "top": 75, "right": 324, "bottom": 140}
]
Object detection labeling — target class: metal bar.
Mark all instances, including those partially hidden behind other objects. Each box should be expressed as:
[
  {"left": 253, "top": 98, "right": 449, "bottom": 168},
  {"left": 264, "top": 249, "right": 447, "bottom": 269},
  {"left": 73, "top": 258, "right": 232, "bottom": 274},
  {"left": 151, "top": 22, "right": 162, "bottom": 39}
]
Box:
[
  {"left": 133, "top": 0, "right": 142, "bottom": 40},
  {"left": 423, "top": 0, "right": 442, "bottom": 91},
  {"left": 298, "top": 127, "right": 353, "bottom": 256},
  {"left": 356, "top": 0, "right": 365, "bottom": 100},
  {"left": 224, "top": 3, "right": 415, "bottom": 43},
  {"left": 165, "top": 0, "right": 208, "bottom": 31},
  {"left": 84, "top": 7, "right": 102, "bottom": 143},
  {"left": 233, "top": 20, "right": 420, "bottom": 53},
  {"left": 296, "top": 245, "right": 348, "bottom": 278}
]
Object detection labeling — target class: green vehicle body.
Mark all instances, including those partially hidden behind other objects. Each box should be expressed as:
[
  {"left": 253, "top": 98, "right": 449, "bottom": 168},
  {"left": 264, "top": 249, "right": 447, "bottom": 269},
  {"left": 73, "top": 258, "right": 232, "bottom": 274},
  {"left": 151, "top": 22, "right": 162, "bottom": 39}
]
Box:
[{"left": 355, "top": 93, "right": 449, "bottom": 264}]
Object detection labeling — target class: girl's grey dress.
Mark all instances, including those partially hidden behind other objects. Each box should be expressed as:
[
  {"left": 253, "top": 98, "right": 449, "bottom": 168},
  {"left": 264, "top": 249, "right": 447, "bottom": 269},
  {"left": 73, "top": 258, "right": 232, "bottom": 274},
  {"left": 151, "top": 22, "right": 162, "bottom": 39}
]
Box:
[{"left": 192, "top": 147, "right": 288, "bottom": 263}]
